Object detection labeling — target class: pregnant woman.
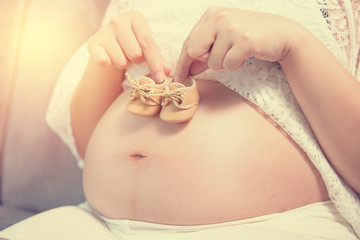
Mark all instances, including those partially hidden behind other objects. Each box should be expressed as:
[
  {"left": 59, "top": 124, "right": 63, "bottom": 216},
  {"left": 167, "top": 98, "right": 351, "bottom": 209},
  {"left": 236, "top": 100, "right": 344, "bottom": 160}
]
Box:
[{"left": 1, "top": 0, "right": 359, "bottom": 239}]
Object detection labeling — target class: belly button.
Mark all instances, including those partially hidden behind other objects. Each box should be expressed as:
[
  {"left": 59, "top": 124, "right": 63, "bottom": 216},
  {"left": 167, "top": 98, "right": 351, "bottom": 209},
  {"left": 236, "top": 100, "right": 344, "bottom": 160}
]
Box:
[{"left": 129, "top": 153, "right": 147, "bottom": 160}]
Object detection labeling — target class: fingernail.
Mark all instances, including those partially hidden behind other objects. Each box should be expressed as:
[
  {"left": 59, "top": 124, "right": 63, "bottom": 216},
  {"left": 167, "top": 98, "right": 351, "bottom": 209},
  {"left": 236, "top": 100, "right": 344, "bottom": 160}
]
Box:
[
  {"left": 155, "top": 72, "right": 164, "bottom": 83},
  {"left": 174, "top": 75, "right": 180, "bottom": 82}
]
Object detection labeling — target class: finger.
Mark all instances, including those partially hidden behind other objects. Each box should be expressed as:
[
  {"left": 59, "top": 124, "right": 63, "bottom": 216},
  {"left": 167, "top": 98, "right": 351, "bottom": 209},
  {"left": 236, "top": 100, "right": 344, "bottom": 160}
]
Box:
[
  {"left": 188, "top": 60, "right": 209, "bottom": 76},
  {"left": 103, "top": 38, "right": 130, "bottom": 69},
  {"left": 184, "top": 11, "right": 208, "bottom": 53},
  {"left": 174, "top": 45, "right": 194, "bottom": 83},
  {"left": 115, "top": 24, "right": 143, "bottom": 63},
  {"left": 162, "top": 62, "right": 171, "bottom": 76},
  {"left": 174, "top": 28, "right": 212, "bottom": 82},
  {"left": 176, "top": 36, "right": 211, "bottom": 80},
  {"left": 174, "top": 12, "right": 209, "bottom": 83},
  {"left": 144, "top": 44, "right": 166, "bottom": 83},
  {"left": 175, "top": 34, "right": 214, "bottom": 83},
  {"left": 88, "top": 44, "right": 111, "bottom": 66},
  {"left": 175, "top": 23, "right": 216, "bottom": 82},
  {"left": 132, "top": 17, "right": 165, "bottom": 83},
  {"left": 207, "top": 36, "right": 232, "bottom": 70},
  {"left": 186, "top": 23, "right": 216, "bottom": 60},
  {"left": 223, "top": 45, "right": 248, "bottom": 70}
]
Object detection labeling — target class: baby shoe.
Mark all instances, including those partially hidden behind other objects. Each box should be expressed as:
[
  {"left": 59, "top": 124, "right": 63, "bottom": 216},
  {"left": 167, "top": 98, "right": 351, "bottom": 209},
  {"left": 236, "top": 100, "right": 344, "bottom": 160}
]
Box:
[
  {"left": 160, "top": 77, "right": 200, "bottom": 123},
  {"left": 126, "top": 73, "right": 170, "bottom": 117}
]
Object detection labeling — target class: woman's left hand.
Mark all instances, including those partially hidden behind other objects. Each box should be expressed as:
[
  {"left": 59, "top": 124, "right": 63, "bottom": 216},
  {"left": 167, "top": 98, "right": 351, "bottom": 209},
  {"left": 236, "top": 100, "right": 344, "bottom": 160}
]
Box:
[
  {"left": 175, "top": 6, "right": 303, "bottom": 82},
  {"left": 175, "top": 7, "right": 360, "bottom": 193}
]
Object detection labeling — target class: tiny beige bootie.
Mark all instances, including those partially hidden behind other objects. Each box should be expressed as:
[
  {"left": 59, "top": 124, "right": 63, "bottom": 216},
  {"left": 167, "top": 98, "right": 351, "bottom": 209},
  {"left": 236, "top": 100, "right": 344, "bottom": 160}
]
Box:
[
  {"left": 160, "top": 77, "right": 200, "bottom": 123},
  {"left": 126, "top": 74, "right": 170, "bottom": 117}
]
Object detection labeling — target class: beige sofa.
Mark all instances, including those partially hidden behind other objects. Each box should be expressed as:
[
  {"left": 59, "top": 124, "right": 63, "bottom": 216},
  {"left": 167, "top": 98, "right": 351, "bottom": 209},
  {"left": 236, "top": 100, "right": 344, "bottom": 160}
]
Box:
[{"left": 0, "top": 0, "right": 109, "bottom": 230}]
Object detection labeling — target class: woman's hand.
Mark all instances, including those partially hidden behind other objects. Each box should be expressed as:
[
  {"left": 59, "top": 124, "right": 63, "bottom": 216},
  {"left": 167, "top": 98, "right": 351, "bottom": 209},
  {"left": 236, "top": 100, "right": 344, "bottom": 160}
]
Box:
[
  {"left": 175, "top": 7, "right": 360, "bottom": 193},
  {"left": 88, "top": 11, "right": 170, "bottom": 82},
  {"left": 175, "top": 6, "right": 302, "bottom": 82}
]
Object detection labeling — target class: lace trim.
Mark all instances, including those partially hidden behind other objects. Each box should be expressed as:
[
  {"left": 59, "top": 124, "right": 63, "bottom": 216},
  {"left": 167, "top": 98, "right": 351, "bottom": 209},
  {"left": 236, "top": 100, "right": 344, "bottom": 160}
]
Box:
[{"left": 318, "top": 0, "right": 360, "bottom": 77}]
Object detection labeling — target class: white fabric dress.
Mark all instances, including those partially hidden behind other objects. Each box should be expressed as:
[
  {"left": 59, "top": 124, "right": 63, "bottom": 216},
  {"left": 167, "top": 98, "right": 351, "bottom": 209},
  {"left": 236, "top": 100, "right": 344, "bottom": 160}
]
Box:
[{"left": 46, "top": 0, "right": 360, "bottom": 237}]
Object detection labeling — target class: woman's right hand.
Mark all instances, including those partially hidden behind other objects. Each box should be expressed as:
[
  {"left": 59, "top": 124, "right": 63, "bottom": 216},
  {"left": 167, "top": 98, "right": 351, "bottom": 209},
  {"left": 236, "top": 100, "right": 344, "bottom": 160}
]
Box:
[{"left": 87, "top": 11, "right": 170, "bottom": 83}]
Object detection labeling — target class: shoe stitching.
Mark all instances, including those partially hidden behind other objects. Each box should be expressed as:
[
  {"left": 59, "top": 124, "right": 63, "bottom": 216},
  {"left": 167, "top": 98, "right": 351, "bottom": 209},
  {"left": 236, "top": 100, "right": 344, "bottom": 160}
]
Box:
[
  {"left": 126, "top": 73, "right": 162, "bottom": 105},
  {"left": 126, "top": 73, "right": 198, "bottom": 109},
  {"left": 161, "top": 87, "right": 185, "bottom": 106}
]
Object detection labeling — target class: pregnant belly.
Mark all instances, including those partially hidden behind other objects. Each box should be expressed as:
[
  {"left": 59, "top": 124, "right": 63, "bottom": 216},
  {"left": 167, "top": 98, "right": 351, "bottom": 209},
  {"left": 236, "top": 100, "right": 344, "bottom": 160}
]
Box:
[{"left": 83, "top": 80, "right": 329, "bottom": 225}]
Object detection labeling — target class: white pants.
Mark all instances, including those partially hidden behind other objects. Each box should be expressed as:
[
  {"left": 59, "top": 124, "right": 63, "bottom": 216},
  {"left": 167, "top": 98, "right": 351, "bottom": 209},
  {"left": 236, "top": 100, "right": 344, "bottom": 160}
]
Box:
[{"left": 0, "top": 201, "right": 358, "bottom": 240}]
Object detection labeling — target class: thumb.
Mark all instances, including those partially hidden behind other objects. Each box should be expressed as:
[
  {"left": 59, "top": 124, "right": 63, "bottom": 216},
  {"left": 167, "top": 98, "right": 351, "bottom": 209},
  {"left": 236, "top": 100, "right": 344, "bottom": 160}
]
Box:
[{"left": 188, "top": 60, "right": 209, "bottom": 76}]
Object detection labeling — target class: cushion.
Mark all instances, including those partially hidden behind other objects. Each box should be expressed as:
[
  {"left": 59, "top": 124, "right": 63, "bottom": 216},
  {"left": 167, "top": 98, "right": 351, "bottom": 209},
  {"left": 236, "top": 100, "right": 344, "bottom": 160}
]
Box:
[{"left": 0, "top": 206, "right": 36, "bottom": 230}]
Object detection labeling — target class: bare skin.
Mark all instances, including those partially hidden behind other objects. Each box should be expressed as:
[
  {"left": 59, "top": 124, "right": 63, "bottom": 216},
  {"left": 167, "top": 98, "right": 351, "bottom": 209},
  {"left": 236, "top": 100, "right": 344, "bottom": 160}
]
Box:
[
  {"left": 71, "top": 7, "right": 359, "bottom": 225},
  {"left": 174, "top": 7, "right": 360, "bottom": 193},
  {"left": 83, "top": 80, "right": 329, "bottom": 224}
]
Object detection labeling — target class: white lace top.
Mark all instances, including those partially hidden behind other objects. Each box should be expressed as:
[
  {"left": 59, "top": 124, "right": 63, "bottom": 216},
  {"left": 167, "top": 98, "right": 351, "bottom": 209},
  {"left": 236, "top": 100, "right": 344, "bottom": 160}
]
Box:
[{"left": 46, "top": 0, "right": 360, "bottom": 236}]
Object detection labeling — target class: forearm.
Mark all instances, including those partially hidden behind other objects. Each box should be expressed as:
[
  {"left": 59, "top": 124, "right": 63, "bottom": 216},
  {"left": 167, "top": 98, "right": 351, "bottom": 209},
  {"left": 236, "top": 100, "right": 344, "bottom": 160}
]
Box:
[
  {"left": 280, "top": 27, "right": 360, "bottom": 193},
  {"left": 71, "top": 58, "right": 124, "bottom": 158}
]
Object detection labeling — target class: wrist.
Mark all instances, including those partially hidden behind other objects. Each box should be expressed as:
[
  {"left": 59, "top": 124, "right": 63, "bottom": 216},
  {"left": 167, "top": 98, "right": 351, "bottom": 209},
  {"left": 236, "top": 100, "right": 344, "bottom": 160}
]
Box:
[{"left": 279, "top": 24, "right": 314, "bottom": 67}]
